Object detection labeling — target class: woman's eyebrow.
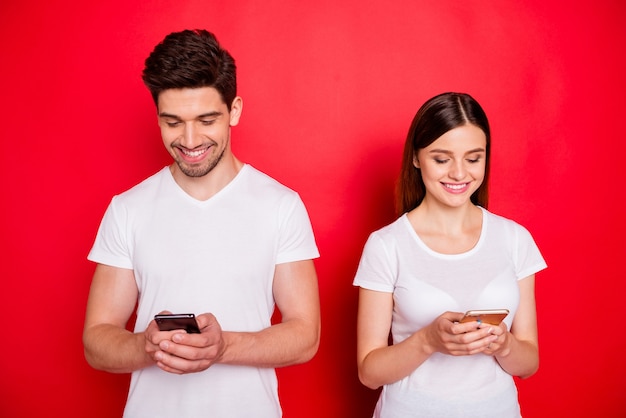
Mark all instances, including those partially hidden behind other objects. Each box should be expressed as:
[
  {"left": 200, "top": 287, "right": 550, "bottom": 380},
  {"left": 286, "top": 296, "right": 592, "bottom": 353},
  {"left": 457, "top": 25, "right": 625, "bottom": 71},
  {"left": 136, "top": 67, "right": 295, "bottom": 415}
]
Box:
[
  {"left": 428, "top": 147, "right": 485, "bottom": 155},
  {"left": 465, "top": 147, "right": 486, "bottom": 154}
]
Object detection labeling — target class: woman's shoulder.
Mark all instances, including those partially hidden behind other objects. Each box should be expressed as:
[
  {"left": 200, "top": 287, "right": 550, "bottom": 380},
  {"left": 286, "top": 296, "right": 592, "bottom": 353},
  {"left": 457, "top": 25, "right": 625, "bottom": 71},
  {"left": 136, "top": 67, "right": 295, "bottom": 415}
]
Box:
[
  {"left": 364, "top": 215, "right": 413, "bottom": 248},
  {"left": 481, "top": 207, "right": 534, "bottom": 238}
]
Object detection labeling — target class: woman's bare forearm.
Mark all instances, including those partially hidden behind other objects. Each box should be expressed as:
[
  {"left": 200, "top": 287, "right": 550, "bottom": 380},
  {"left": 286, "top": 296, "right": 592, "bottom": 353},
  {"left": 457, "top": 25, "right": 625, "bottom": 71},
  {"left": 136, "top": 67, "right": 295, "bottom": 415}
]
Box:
[{"left": 495, "top": 334, "right": 539, "bottom": 378}]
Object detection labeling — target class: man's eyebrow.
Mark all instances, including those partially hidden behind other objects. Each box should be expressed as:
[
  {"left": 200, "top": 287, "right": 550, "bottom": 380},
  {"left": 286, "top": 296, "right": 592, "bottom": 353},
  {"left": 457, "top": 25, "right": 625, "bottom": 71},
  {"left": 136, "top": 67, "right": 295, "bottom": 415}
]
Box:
[
  {"left": 197, "top": 111, "right": 223, "bottom": 119},
  {"left": 158, "top": 112, "right": 181, "bottom": 119},
  {"left": 158, "top": 111, "right": 222, "bottom": 119}
]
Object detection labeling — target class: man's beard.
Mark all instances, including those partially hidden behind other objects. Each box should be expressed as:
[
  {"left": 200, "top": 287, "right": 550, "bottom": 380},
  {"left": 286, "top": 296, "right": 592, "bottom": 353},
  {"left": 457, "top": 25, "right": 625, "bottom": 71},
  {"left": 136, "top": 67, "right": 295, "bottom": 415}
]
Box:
[{"left": 176, "top": 147, "right": 225, "bottom": 178}]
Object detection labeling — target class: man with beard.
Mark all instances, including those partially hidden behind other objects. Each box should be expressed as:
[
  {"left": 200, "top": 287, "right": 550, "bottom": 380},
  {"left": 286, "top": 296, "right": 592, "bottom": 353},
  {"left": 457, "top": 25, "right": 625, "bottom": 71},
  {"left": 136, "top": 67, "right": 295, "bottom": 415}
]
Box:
[{"left": 83, "top": 29, "right": 320, "bottom": 418}]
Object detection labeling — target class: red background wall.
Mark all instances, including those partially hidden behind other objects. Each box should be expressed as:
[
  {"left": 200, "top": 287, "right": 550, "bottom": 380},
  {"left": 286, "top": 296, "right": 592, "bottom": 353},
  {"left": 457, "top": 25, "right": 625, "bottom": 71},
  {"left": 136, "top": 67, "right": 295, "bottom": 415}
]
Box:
[{"left": 1, "top": 1, "right": 624, "bottom": 417}]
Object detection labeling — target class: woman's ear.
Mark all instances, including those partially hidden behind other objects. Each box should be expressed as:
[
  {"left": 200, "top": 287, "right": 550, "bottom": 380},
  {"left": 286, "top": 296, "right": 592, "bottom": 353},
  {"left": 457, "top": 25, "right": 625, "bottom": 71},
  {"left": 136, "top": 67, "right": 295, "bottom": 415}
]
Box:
[{"left": 413, "top": 155, "right": 420, "bottom": 169}]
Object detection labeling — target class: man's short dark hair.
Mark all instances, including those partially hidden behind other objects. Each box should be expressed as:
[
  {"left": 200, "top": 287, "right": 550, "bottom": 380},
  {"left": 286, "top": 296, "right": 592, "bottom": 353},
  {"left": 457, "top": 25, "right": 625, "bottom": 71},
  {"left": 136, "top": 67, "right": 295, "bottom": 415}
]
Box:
[{"left": 142, "top": 29, "right": 237, "bottom": 110}]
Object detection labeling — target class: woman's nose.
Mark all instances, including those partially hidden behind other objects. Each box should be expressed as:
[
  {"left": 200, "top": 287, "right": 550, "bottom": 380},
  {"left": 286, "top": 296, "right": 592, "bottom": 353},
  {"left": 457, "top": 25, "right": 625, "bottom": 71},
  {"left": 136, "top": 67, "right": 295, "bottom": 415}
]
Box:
[{"left": 448, "top": 160, "right": 466, "bottom": 180}]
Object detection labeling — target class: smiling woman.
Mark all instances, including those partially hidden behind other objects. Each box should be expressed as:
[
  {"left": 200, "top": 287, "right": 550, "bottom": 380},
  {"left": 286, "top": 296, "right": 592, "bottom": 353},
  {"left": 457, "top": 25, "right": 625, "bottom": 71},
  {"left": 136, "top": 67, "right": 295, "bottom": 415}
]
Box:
[
  {"left": 397, "top": 93, "right": 491, "bottom": 215},
  {"left": 354, "top": 92, "right": 546, "bottom": 417},
  {"left": 415, "top": 124, "right": 487, "bottom": 209}
]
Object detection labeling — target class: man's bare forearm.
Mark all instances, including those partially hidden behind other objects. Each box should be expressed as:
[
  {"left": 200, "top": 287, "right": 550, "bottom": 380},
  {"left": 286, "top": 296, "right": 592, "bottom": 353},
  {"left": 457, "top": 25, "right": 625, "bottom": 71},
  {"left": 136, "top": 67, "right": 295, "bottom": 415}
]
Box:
[
  {"left": 220, "top": 318, "right": 320, "bottom": 368},
  {"left": 83, "top": 324, "right": 154, "bottom": 373}
]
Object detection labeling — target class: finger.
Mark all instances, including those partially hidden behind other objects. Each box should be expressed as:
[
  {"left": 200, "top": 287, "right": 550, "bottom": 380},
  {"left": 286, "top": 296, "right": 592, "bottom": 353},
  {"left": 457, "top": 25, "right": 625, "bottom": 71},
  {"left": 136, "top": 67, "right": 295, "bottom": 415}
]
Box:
[
  {"left": 460, "top": 329, "right": 498, "bottom": 355},
  {"left": 478, "top": 323, "right": 505, "bottom": 336},
  {"left": 195, "top": 313, "right": 219, "bottom": 330},
  {"left": 169, "top": 328, "right": 221, "bottom": 349},
  {"left": 484, "top": 342, "right": 494, "bottom": 354},
  {"left": 154, "top": 351, "right": 191, "bottom": 374},
  {"left": 157, "top": 363, "right": 185, "bottom": 375},
  {"left": 160, "top": 334, "right": 223, "bottom": 361},
  {"left": 484, "top": 334, "right": 499, "bottom": 352},
  {"left": 145, "top": 324, "right": 179, "bottom": 351},
  {"left": 155, "top": 348, "right": 210, "bottom": 374},
  {"left": 442, "top": 311, "right": 465, "bottom": 323},
  {"left": 456, "top": 326, "right": 495, "bottom": 345},
  {"left": 453, "top": 321, "right": 483, "bottom": 334}
]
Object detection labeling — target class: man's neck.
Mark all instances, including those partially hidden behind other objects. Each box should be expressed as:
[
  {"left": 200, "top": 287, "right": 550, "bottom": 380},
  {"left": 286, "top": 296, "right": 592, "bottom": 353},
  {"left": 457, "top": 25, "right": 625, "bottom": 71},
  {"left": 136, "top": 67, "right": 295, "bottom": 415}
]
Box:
[{"left": 169, "top": 156, "right": 244, "bottom": 201}]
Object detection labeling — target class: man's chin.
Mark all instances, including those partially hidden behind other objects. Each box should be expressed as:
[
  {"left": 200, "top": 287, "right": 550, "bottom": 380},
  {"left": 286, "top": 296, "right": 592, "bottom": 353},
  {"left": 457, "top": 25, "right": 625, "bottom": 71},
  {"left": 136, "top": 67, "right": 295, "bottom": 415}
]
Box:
[
  {"left": 176, "top": 160, "right": 219, "bottom": 178},
  {"left": 179, "top": 167, "right": 210, "bottom": 178}
]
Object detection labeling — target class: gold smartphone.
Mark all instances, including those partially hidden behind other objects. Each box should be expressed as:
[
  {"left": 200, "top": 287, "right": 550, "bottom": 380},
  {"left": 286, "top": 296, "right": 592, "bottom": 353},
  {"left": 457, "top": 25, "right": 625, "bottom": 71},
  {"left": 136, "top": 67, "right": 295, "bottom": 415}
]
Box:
[{"left": 459, "top": 309, "right": 509, "bottom": 325}]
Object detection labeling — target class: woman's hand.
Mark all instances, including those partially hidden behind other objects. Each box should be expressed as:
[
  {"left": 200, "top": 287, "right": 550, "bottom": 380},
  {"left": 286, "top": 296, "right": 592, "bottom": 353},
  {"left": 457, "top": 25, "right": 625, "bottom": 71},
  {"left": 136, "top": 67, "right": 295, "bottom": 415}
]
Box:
[
  {"left": 422, "top": 311, "right": 499, "bottom": 356},
  {"left": 480, "top": 321, "right": 511, "bottom": 356}
]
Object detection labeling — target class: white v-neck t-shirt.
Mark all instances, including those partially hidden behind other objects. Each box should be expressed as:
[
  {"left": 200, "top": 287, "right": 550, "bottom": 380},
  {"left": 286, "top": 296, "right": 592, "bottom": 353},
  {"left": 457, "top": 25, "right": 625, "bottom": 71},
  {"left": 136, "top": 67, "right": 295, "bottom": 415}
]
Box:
[{"left": 89, "top": 164, "right": 319, "bottom": 418}]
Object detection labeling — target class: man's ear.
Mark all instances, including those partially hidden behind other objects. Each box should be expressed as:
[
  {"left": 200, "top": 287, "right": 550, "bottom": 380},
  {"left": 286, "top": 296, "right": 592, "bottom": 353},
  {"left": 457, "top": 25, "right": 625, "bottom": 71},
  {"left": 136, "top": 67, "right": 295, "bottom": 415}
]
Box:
[{"left": 229, "top": 96, "right": 243, "bottom": 126}]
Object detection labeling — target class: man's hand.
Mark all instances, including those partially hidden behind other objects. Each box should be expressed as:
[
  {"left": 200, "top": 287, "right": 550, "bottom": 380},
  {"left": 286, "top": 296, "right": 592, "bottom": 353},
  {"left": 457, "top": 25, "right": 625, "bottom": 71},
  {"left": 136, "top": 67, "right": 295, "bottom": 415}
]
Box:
[{"left": 145, "top": 313, "right": 226, "bottom": 374}]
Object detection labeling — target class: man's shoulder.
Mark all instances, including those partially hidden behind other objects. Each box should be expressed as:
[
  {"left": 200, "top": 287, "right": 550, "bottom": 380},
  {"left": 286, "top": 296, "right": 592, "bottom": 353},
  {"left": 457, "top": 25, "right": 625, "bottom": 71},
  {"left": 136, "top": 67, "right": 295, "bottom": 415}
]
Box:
[
  {"left": 113, "top": 167, "right": 169, "bottom": 202},
  {"left": 242, "top": 164, "right": 299, "bottom": 196}
]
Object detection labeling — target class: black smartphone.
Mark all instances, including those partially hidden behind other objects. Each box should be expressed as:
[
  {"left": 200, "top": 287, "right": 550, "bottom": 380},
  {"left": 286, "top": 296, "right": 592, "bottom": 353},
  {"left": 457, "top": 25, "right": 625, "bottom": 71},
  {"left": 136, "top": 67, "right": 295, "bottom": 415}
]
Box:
[{"left": 154, "top": 313, "right": 201, "bottom": 333}]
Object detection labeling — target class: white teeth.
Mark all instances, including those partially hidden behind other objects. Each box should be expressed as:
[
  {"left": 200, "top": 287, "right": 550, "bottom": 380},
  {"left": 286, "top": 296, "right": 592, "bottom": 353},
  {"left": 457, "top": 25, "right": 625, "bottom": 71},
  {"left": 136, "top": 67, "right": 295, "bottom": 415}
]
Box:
[
  {"left": 183, "top": 148, "right": 206, "bottom": 157},
  {"left": 445, "top": 183, "right": 467, "bottom": 190}
]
